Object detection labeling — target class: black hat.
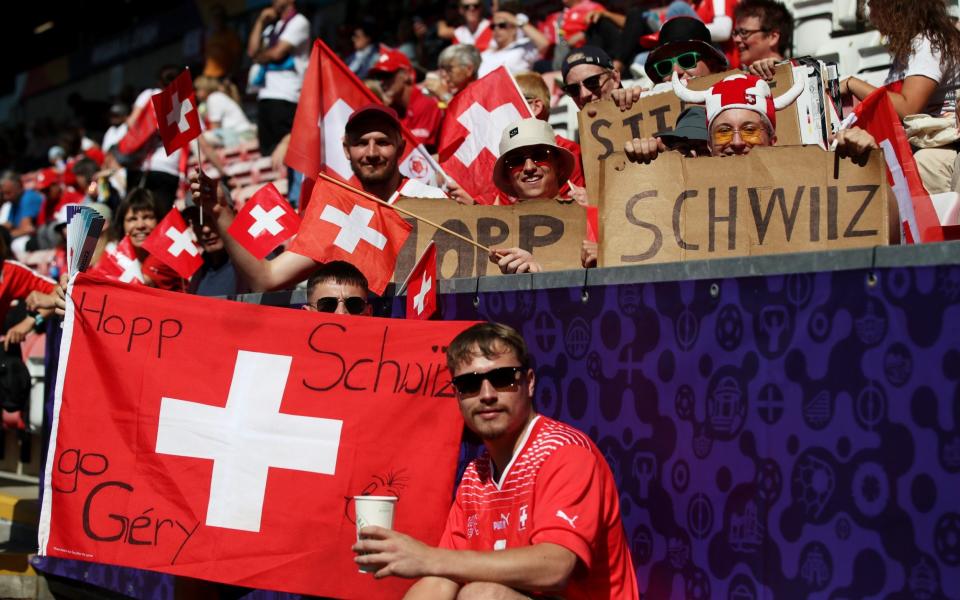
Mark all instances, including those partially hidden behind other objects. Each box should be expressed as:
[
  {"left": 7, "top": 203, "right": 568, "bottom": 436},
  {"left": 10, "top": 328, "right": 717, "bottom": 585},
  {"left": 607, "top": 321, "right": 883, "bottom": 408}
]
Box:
[
  {"left": 561, "top": 46, "right": 614, "bottom": 80},
  {"left": 644, "top": 17, "right": 728, "bottom": 82}
]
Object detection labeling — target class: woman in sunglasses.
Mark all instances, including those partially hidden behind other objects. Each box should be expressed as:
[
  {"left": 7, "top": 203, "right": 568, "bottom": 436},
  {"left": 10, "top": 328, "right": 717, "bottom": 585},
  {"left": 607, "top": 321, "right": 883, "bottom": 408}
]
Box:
[{"left": 302, "top": 261, "right": 372, "bottom": 317}]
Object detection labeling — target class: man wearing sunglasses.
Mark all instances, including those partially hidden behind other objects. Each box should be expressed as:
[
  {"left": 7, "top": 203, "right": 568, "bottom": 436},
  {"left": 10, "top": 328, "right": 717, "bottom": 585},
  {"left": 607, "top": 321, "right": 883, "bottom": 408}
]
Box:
[
  {"left": 438, "top": 1, "right": 494, "bottom": 53},
  {"left": 353, "top": 322, "right": 638, "bottom": 599},
  {"left": 303, "top": 261, "right": 372, "bottom": 316},
  {"left": 478, "top": 8, "right": 548, "bottom": 77},
  {"left": 368, "top": 48, "right": 444, "bottom": 153},
  {"left": 560, "top": 46, "right": 622, "bottom": 110},
  {"left": 488, "top": 118, "right": 578, "bottom": 274}
]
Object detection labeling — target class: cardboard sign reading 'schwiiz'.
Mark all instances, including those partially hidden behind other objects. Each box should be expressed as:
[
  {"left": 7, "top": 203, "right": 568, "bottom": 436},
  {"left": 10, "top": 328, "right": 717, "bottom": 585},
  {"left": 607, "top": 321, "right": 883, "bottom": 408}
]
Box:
[
  {"left": 579, "top": 64, "right": 803, "bottom": 205},
  {"left": 393, "top": 198, "right": 586, "bottom": 281},
  {"left": 599, "top": 146, "right": 891, "bottom": 266}
]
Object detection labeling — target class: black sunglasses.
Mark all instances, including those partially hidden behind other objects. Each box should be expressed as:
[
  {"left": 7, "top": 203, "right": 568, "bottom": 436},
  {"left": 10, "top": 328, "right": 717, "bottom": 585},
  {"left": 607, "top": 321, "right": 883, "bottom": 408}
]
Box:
[
  {"left": 503, "top": 147, "right": 556, "bottom": 170},
  {"left": 491, "top": 21, "right": 514, "bottom": 30},
  {"left": 451, "top": 366, "right": 525, "bottom": 396},
  {"left": 315, "top": 296, "right": 368, "bottom": 314},
  {"left": 561, "top": 71, "right": 611, "bottom": 97}
]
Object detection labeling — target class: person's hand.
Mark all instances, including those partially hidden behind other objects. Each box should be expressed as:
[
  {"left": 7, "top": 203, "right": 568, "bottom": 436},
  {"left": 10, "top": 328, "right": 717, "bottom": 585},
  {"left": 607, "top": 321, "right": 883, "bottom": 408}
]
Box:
[
  {"left": 624, "top": 137, "right": 667, "bottom": 164},
  {"left": 25, "top": 291, "right": 57, "bottom": 312},
  {"left": 54, "top": 282, "right": 67, "bottom": 316},
  {"left": 490, "top": 248, "right": 543, "bottom": 274},
  {"left": 271, "top": 138, "right": 289, "bottom": 173},
  {"left": 581, "top": 240, "right": 598, "bottom": 268},
  {"left": 446, "top": 179, "right": 476, "bottom": 205},
  {"left": 3, "top": 318, "right": 34, "bottom": 351},
  {"left": 190, "top": 169, "right": 229, "bottom": 216},
  {"left": 567, "top": 180, "right": 589, "bottom": 207},
  {"left": 747, "top": 58, "right": 778, "bottom": 81},
  {"left": 258, "top": 6, "right": 278, "bottom": 23},
  {"left": 352, "top": 526, "right": 437, "bottom": 580},
  {"left": 586, "top": 9, "right": 605, "bottom": 24},
  {"left": 835, "top": 127, "right": 879, "bottom": 166},
  {"left": 839, "top": 76, "right": 852, "bottom": 97},
  {"left": 610, "top": 86, "right": 643, "bottom": 112}
]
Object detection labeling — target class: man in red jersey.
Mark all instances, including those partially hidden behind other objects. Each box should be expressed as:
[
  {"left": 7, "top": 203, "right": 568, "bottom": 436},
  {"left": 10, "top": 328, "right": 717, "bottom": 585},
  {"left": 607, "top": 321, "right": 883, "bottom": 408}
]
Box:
[
  {"left": 354, "top": 322, "right": 638, "bottom": 599},
  {"left": 368, "top": 48, "right": 444, "bottom": 153}
]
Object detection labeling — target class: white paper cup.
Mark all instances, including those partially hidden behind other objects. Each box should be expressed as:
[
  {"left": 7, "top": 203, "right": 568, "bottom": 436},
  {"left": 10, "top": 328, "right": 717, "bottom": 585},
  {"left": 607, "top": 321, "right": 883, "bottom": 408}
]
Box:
[{"left": 354, "top": 495, "right": 398, "bottom": 573}]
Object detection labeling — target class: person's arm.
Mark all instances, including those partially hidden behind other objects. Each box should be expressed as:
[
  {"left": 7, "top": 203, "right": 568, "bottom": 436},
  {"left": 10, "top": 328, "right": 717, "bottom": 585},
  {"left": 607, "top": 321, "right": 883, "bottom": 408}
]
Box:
[
  {"left": 489, "top": 248, "right": 543, "bottom": 274},
  {"left": 587, "top": 9, "right": 626, "bottom": 29},
  {"left": 355, "top": 527, "right": 577, "bottom": 592},
  {"left": 247, "top": 6, "right": 276, "bottom": 59},
  {"left": 3, "top": 316, "right": 35, "bottom": 350},
  {"left": 841, "top": 75, "right": 938, "bottom": 118},
  {"left": 10, "top": 216, "right": 36, "bottom": 238},
  {"left": 403, "top": 576, "right": 460, "bottom": 599},
  {"left": 624, "top": 136, "right": 667, "bottom": 164},
  {"left": 191, "top": 171, "right": 316, "bottom": 291}
]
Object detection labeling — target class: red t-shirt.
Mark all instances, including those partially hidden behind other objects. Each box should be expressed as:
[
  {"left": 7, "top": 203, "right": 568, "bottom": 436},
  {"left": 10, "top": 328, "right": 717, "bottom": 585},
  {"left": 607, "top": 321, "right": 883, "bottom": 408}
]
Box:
[
  {"left": 402, "top": 86, "right": 444, "bottom": 152},
  {"left": 0, "top": 261, "right": 56, "bottom": 325},
  {"left": 439, "top": 416, "right": 638, "bottom": 599},
  {"left": 561, "top": 1, "right": 605, "bottom": 48}
]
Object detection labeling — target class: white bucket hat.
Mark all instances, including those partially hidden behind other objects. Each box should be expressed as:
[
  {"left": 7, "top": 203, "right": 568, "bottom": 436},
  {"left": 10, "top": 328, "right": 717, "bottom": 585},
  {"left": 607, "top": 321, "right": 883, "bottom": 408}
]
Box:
[{"left": 492, "top": 119, "right": 575, "bottom": 197}]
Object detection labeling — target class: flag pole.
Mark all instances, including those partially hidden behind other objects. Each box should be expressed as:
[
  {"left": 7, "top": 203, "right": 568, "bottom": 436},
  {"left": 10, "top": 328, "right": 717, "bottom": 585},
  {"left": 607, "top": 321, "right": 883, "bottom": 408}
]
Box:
[
  {"left": 196, "top": 137, "right": 204, "bottom": 227},
  {"left": 396, "top": 240, "right": 434, "bottom": 296},
  {"left": 316, "top": 173, "right": 493, "bottom": 253}
]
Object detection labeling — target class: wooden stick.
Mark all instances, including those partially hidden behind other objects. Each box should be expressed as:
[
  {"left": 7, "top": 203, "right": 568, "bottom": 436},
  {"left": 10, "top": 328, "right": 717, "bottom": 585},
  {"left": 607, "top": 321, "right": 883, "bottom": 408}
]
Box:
[
  {"left": 195, "top": 136, "right": 204, "bottom": 227},
  {"left": 316, "top": 172, "right": 492, "bottom": 254}
]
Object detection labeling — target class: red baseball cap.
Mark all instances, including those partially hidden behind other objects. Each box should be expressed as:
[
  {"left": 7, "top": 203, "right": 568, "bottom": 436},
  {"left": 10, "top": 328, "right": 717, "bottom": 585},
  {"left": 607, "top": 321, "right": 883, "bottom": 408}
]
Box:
[
  {"left": 344, "top": 103, "right": 402, "bottom": 135},
  {"left": 368, "top": 47, "right": 413, "bottom": 76},
  {"left": 35, "top": 168, "right": 60, "bottom": 191}
]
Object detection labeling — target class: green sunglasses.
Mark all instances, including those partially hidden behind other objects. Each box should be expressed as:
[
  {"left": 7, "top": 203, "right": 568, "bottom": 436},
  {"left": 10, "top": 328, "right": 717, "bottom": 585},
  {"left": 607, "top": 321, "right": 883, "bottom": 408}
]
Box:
[{"left": 652, "top": 51, "right": 703, "bottom": 78}]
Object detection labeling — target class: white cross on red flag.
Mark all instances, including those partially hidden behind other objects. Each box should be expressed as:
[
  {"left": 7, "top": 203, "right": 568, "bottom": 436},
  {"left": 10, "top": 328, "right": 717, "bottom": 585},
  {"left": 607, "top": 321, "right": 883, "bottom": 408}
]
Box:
[
  {"left": 288, "top": 179, "right": 411, "bottom": 295},
  {"left": 151, "top": 69, "right": 202, "bottom": 156},
  {"left": 284, "top": 39, "right": 442, "bottom": 213},
  {"left": 39, "top": 274, "right": 471, "bottom": 598},
  {"left": 141, "top": 209, "right": 203, "bottom": 279},
  {"left": 437, "top": 66, "right": 533, "bottom": 204},
  {"left": 405, "top": 241, "right": 437, "bottom": 320},
  {"left": 227, "top": 183, "right": 301, "bottom": 259},
  {"left": 89, "top": 236, "right": 144, "bottom": 284}
]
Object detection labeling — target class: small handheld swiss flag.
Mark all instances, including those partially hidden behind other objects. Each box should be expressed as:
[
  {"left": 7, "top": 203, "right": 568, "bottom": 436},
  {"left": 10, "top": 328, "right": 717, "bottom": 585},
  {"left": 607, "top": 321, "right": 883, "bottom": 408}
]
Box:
[
  {"left": 142, "top": 210, "right": 203, "bottom": 280},
  {"left": 90, "top": 236, "right": 144, "bottom": 284},
  {"left": 227, "top": 183, "right": 301, "bottom": 259},
  {"left": 405, "top": 241, "right": 437, "bottom": 320},
  {"left": 288, "top": 178, "right": 411, "bottom": 295},
  {"left": 151, "top": 69, "right": 202, "bottom": 156}
]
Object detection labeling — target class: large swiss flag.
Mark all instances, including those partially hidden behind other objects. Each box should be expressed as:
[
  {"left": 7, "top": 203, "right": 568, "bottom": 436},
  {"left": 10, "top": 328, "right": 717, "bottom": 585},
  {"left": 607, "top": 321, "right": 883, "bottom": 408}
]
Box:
[
  {"left": 288, "top": 179, "right": 411, "bottom": 295},
  {"left": 437, "top": 66, "right": 533, "bottom": 204},
  {"left": 285, "top": 39, "right": 442, "bottom": 213},
  {"left": 39, "top": 274, "right": 471, "bottom": 598}
]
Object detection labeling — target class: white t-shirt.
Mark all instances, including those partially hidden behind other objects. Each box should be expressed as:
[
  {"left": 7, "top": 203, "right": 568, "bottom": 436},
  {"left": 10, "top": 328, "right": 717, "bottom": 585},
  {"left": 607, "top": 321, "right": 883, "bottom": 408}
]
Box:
[
  {"left": 258, "top": 13, "right": 311, "bottom": 104},
  {"left": 205, "top": 91, "right": 254, "bottom": 132},
  {"left": 885, "top": 34, "right": 959, "bottom": 117},
  {"left": 134, "top": 88, "right": 182, "bottom": 177},
  {"left": 478, "top": 36, "right": 539, "bottom": 77},
  {"left": 102, "top": 123, "right": 128, "bottom": 152}
]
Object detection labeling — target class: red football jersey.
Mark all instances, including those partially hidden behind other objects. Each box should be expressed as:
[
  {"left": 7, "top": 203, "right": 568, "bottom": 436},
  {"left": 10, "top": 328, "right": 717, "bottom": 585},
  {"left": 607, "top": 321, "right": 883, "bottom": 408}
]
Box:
[{"left": 439, "top": 416, "right": 638, "bottom": 599}]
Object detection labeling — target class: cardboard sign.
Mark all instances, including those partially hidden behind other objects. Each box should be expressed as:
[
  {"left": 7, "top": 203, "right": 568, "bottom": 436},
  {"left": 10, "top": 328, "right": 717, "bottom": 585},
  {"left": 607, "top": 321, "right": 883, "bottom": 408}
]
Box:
[
  {"left": 599, "top": 146, "right": 891, "bottom": 266},
  {"left": 393, "top": 198, "right": 586, "bottom": 281},
  {"left": 579, "top": 64, "right": 802, "bottom": 204}
]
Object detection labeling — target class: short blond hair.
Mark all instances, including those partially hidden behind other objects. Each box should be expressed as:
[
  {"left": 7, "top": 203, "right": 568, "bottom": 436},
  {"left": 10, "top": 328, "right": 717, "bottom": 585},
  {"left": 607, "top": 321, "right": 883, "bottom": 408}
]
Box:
[{"left": 514, "top": 72, "right": 550, "bottom": 105}]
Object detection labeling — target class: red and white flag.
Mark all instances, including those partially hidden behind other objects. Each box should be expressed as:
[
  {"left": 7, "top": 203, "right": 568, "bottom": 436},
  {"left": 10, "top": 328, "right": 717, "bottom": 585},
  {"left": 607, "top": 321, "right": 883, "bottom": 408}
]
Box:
[
  {"left": 437, "top": 66, "right": 533, "bottom": 204},
  {"left": 405, "top": 242, "right": 437, "bottom": 320},
  {"left": 89, "top": 236, "right": 144, "bottom": 284},
  {"left": 289, "top": 179, "right": 411, "bottom": 296},
  {"left": 117, "top": 104, "right": 158, "bottom": 156},
  {"left": 285, "top": 39, "right": 442, "bottom": 213},
  {"left": 141, "top": 210, "right": 203, "bottom": 280},
  {"left": 227, "top": 183, "right": 301, "bottom": 260},
  {"left": 849, "top": 86, "right": 944, "bottom": 243},
  {"left": 39, "top": 274, "right": 471, "bottom": 598},
  {"left": 151, "top": 69, "right": 202, "bottom": 157}
]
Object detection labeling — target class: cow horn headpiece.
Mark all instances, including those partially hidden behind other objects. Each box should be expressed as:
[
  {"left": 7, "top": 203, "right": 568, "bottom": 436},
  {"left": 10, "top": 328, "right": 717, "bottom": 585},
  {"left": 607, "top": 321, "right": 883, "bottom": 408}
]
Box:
[{"left": 671, "top": 72, "right": 804, "bottom": 130}]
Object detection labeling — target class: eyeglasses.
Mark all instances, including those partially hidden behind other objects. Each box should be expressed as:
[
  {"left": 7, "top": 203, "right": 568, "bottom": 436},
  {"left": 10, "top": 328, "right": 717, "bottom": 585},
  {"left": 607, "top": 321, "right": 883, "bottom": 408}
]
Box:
[
  {"left": 652, "top": 51, "right": 702, "bottom": 78},
  {"left": 561, "top": 71, "right": 612, "bottom": 97},
  {"left": 460, "top": 2, "right": 481, "bottom": 10},
  {"left": 503, "top": 147, "right": 556, "bottom": 171},
  {"left": 711, "top": 123, "right": 767, "bottom": 145},
  {"left": 451, "top": 366, "right": 525, "bottom": 396},
  {"left": 315, "top": 296, "right": 368, "bottom": 314},
  {"left": 491, "top": 21, "right": 514, "bottom": 30},
  {"left": 732, "top": 27, "right": 769, "bottom": 40}
]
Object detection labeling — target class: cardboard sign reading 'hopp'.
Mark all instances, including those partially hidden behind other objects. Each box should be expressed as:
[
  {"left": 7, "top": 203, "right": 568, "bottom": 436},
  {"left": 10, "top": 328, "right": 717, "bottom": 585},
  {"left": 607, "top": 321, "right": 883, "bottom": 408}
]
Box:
[
  {"left": 392, "top": 198, "right": 587, "bottom": 282},
  {"left": 39, "top": 275, "right": 474, "bottom": 598},
  {"left": 599, "top": 146, "right": 892, "bottom": 266}
]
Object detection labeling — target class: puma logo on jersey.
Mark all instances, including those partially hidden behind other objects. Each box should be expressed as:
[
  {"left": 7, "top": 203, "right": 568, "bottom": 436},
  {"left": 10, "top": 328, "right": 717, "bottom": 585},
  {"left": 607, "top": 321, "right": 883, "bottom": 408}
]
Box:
[{"left": 556, "top": 510, "right": 579, "bottom": 528}]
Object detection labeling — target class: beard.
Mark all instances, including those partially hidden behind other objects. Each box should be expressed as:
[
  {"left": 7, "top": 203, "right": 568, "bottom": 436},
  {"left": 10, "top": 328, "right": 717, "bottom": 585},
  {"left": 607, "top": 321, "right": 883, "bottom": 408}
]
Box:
[{"left": 354, "top": 158, "right": 398, "bottom": 185}]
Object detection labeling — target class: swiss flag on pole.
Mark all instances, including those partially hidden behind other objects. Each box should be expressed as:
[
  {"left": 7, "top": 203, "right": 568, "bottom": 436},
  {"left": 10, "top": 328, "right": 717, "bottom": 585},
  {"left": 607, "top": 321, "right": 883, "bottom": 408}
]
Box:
[
  {"left": 850, "top": 87, "right": 944, "bottom": 243},
  {"left": 227, "top": 183, "right": 301, "bottom": 259},
  {"left": 285, "top": 39, "right": 442, "bottom": 213},
  {"left": 141, "top": 210, "right": 203, "bottom": 279},
  {"left": 288, "top": 179, "right": 411, "bottom": 295},
  {"left": 39, "top": 274, "right": 471, "bottom": 598},
  {"left": 437, "top": 66, "right": 533, "bottom": 204},
  {"left": 150, "top": 69, "right": 202, "bottom": 156},
  {"left": 117, "top": 104, "right": 158, "bottom": 155},
  {"left": 405, "top": 241, "right": 437, "bottom": 320},
  {"left": 89, "top": 236, "right": 145, "bottom": 284}
]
